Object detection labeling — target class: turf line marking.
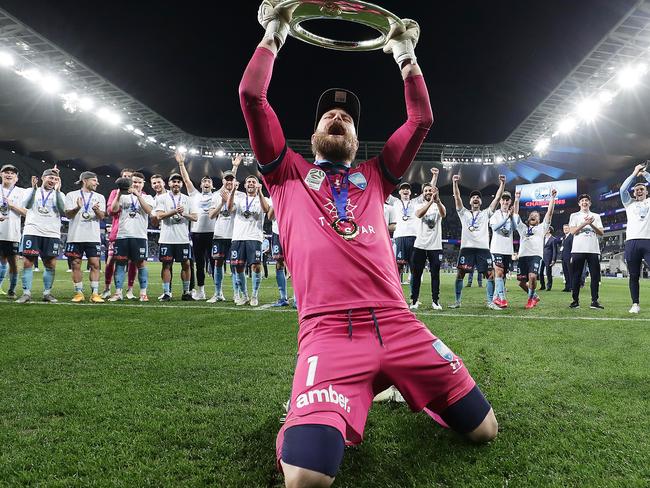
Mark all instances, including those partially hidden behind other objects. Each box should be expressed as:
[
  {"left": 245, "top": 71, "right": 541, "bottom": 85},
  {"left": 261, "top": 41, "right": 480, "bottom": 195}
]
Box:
[{"left": 11, "top": 301, "right": 650, "bottom": 322}]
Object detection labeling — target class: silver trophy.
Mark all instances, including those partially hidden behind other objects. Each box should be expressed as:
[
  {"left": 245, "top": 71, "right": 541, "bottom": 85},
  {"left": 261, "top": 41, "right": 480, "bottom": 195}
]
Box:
[{"left": 277, "top": 0, "right": 405, "bottom": 51}]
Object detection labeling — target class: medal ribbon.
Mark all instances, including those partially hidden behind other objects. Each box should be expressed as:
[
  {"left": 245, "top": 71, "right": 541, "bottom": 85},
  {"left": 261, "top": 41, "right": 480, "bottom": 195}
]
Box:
[
  {"left": 316, "top": 161, "right": 352, "bottom": 222},
  {"left": 130, "top": 194, "right": 139, "bottom": 213},
  {"left": 470, "top": 211, "right": 480, "bottom": 229},
  {"left": 245, "top": 194, "right": 253, "bottom": 214},
  {"left": 1, "top": 185, "right": 15, "bottom": 206},
  {"left": 40, "top": 188, "right": 54, "bottom": 210},
  {"left": 169, "top": 191, "right": 181, "bottom": 209},
  {"left": 80, "top": 190, "right": 93, "bottom": 215},
  {"left": 401, "top": 200, "right": 410, "bottom": 219}
]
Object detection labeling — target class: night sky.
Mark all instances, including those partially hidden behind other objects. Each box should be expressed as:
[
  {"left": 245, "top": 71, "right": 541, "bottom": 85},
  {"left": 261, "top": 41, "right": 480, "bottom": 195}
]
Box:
[{"left": 0, "top": 0, "right": 640, "bottom": 144}]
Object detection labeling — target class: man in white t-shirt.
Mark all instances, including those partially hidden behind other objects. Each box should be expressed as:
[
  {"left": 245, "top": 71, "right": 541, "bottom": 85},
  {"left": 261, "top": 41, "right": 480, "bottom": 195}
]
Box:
[
  {"left": 17, "top": 168, "right": 65, "bottom": 303},
  {"left": 513, "top": 188, "right": 557, "bottom": 309},
  {"left": 411, "top": 168, "right": 445, "bottom": 310},
  {"left": 489, "top": 191, "right": 514, "bottom": 308},
  {"left": 620, "top": 162, "right": 650, "bottom": 313},
  {"left": 568, "top": 193, "right": 604, "bottom": 309},
  {"left": 207, "top": 166, "right": 242, "bottom": 302},
  {"left": 227, "top": 175, "right": 270, "bottom": 306},
  {"left": 108, "top": 172, "right": 155, "bottom": 302},
  {"left": 450, "top": 174, "right": 505, "bottom": 309},
  {"left": 155, "top": 173, "right": 198, "bottom": 301},
  {"left": 392, "top": 182, "right": 419, "bottom": 287},
  {"left": 64, "top": 171, "right": 106, "bottom": 303},
  {"left": 0, "top": 164, "right": 26, "bottom": 299}
]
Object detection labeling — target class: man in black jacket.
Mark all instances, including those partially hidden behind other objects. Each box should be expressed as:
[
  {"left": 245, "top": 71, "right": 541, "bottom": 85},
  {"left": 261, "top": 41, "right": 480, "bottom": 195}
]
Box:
[
  {"left": 558, "top": 224, "right": 573, "bottom": 292},
  {"left": 542, "top": 226, "right": 558, "bottom": 290}
]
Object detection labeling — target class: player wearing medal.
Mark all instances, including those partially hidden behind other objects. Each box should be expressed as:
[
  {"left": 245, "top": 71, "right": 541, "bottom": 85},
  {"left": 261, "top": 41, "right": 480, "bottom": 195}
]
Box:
[
  {"left": 108, "top": 172, "right": 154, "bottom": 302},
  {"left": 64, "top": 171, "right": 106, "bottom": 303},
  {"left": 568, "top": 194, "right": 604, "bottom": 309},
  {"left": 227, "top": 175, "right": 270, "bottom": 306},
  {"left": 101, "top": 168, "right": 138, "bottom": 299},
  {"left": 207, "top": 165, "right": 242, "bottom": 302},
  {"left": 512, "top": 189, "right": 557, "bottom": 309},
  {"left": 392, "top": 182, "right": 418, "bottom": 287},
  {"left": 149, "top": 174, "right": 167, "bottom": 227},
  {"left": 620, "top": 162, "right": 650, "bottom": 313},
  {"left": 241, "top": 7, "right": 497, "bottom": 485},
  {"left": 17, "top": 168, "right": 65, "bottom": 303},
  {"left": 450, "top": 174, "right": 506, "bottom": 309},
  {"left": 155, "top": 173, "right": 197, "bottom": 301},
  {"left": 268, "top": 200, "right": 289, "bottom": 306},
  {"left": 410, "top": 168, "right": 445, "bottom": 310},
  {"left": 0, "top": 164, "right": 26, "bottom": 299},
  {"left": 489, "top": 191, "right": 515, "bottom": 308}
]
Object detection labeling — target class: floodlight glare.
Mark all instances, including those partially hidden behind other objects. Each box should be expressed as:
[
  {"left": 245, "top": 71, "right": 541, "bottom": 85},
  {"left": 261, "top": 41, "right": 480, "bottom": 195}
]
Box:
[
  {"left": 133, "top": 128, "right": 144, "bottom": 136},
  {"left": 495, "top": 156, "right": 504, "bottom": 163},
  {"left": 189, "top": 148, "right": 199, "bottom": 155},
  {"left": 598, "top": 89, "right": 615, "bottom": 104},
  {"left": 0, "top": 51, "right": 15, "bottom": 67},
  {"left": 534, "top": 138, "right": 551, "bottom": 153},
  {"left": 617, "top": 63, "right": 647, "bottom": 89},
  {"left": 125, "top": 124, "right": 134, "bottom": 131},
  {"left": 576, "top": 98, "right": 600, "bottom": 122},
  {"left": 97, "top": 107, "right": 121, "bottom": 126},
  {"left": 79, "top": 97, "right": 94, "bottom": 111},
  {"left": 216, "top": 149, "right": 225, "bottom": 158},
  {"left": 20, "top": 68, "right": 42, "bottom": 82},
  {"left": 558, "top": 117, "right": 577, "bottom": 134},
  {"left": 147, "top": 136, "right": 157, "bottom": 143},
  {"left": 178, "top": 146, "right": 188, "bottom": 154},
  {"left": 40, "top": 75, "right": 62, "bottom": 94}
]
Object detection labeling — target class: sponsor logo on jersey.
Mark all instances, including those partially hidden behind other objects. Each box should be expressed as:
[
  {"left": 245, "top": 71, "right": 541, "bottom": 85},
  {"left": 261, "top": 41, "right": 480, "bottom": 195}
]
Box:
[
  {"left": 432, "top": 339, "right": 454, "bottom": 362},
  {"left": 295, "top": 384, "right": 351, "bottom": 413},
  {"left": 305, "top": 168, "right": 326, "bottom": 191},
  {"left": 348, "top": 172, "right": 367, "bottom": 190}
]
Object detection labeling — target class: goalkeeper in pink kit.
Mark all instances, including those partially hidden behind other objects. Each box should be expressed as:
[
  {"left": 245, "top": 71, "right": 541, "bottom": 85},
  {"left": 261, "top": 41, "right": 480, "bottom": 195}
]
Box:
[{"left": 240, "top": 3, "right": 498, "bottom": 486}]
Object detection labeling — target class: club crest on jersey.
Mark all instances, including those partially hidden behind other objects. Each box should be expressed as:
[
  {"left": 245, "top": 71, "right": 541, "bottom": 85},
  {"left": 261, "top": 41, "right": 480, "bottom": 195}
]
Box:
[
  {"left": 305, "top": 168, "right": 326, "bottom": 191},
  {"left": 432, "top": 339, "right": 454, "bottom": 362},
  {"left": 348, "top": 172, "right": 367, "bottom": 190}
]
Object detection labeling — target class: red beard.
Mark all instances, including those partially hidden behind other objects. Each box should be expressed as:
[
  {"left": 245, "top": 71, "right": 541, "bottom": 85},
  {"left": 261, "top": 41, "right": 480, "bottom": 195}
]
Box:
[{"left": 312, "top": 123, "right": 357, "bottom": 163}]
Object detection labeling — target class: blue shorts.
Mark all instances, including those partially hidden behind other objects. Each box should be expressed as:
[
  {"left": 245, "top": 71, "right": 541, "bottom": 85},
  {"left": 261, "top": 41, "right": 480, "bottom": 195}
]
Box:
[
  {"left": 492, "top": 253, "right": 512, "bottom": 271},
  {"left": 458, "top": 248, "right": 493, "bottom": 273},
  {"left": 159, "top": 243, "right": 192, "bottom": 263},
  {"left": 230, "top": 240, "right": 262, "bottom": 266},
  {"left": 65, "top": 242, "right": 101, "bottom": 259},
  {"left": 395, "top": 236, "right": 416, "bottom": 265},
  {"left": 0, "top": 240, "right": 19, "bottom": 258},
  {"left": 21, "top": 235, "right": 61, "bottom": 259},
  {"left": 211, "top": 238, "right": 231, "bottom": 260},
  {"left": 517, "top": 255, "right": 543, "bottom": 279},
  {"left": 114, "top": 238, "right": 148, "bottom": 262},
  {"left": 272, "top": 232, "right": 284, "bottom": 260}
]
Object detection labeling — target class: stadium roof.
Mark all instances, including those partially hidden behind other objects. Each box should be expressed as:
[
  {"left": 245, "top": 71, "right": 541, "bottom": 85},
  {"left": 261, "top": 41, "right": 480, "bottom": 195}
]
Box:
[{"left": 1, "top": 1, "right": 650, "bottom": 190}]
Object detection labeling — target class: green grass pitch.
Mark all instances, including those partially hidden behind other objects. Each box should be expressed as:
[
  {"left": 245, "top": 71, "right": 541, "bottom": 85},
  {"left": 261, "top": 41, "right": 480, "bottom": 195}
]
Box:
[{"left": 1, "top": 261, "right": 649, "bottom": 486}]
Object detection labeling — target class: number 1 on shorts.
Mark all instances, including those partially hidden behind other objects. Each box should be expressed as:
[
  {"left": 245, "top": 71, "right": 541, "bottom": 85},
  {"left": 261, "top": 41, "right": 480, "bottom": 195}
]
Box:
[{"left": 306, "top": 355, "right": 319, "bottom": 387}]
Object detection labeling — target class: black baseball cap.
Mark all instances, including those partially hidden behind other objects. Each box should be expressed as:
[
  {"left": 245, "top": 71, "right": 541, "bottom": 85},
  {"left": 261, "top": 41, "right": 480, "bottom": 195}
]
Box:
[
  {"left": 0, "top": 164, "right": 18, "bottom": 173},
  {"left": 501, "top": 191, "right": 512, "bottom": 200},
  {"left": 315, "top": 88, "right": 361, "bottom": 135},
  {"left": 470, "top": 190, "right": 482, "bottom": 198},
  {"left": 399, "top": 182, "right": 411, "bottom": 190},
  {"left": 577, "top": 193, "right": 591, "bottom": 202},
  {"left": 633, "top": 181, "right": 647, "bottom": 189},
  {"left": 75, "top": 171, "right": 97, "bottom": 184},
  {"left": 168, "top": 173, "right": 183, "bottom": 182},
  {"left": 222, "top": 170, "right": 235, "bottom": 180}
]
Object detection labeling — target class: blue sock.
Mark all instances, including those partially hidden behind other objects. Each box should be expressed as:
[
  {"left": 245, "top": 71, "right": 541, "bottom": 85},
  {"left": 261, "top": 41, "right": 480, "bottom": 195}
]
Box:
[
  {"left": 115, "top": 263, "right": 126, "bottom": 290},
  {"left": 138, "top": 267, "right": 148, "bottom": 292},
  {"left": 231, "top": 266, "right": 238, "bottom": 294},
  {"left": 455, "top": 278, "right": 463, "bottom": 302},
  {"left": 22, "top": 267, "right": 34, "bottom": 293},
  {"left": 163, "top": 282, "right": 171, "bottom": 294},
  {"left": 214, "top": 267, "right": 223, "bottom": 295},
  {"left": 9, "top": 272, "right": 18, "bottom": 293},
  {"left": 495, "top": 277, "right": 505, "bottom": 300},
  {"left": 486, "top": 279, "right": 495, "bottom": 302},
  {"left": 43, "top": 267, "right": 55, "bottom": 293},
  {"left": 182, "top": 280, "right": 190, "bottom": 293},
  {"left": 252, "top": 271, "right": 261, "bottom": 297},
  {"left": 238, "top": 272, "right": 247, "bottom": 296},
  {"left": 276, "top": 268, "right": 287, "bottom": 300},
  {"left": 528, "top": 287, "right": 535, "bottom": 298},
  {"left": 0, "top": 262, "right": 7, "bottom": 285}
]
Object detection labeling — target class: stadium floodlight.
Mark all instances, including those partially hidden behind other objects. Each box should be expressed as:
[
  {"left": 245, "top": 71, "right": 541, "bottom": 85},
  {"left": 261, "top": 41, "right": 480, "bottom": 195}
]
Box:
[
  {"left": 133, "top": 128, "right": 144, "bottom": 136},
  {"left": 598, "top": 89, "right": 615, "bottom": 104},
  {"left": 39, "top": 74, "right": 61, "bottom": 94},
  {"left": 617, "top": 63, "right": 648, "bottom": 89},
  {"left": 0, "top": 51, "right": 15, "bottom": 67},
  {"left": 96, "top": 107, "right": 121, "bottom": 126},
  {"left": 147, "top": 136, "right": 157, "bottom": 143},
  {"left": 125, "top": 124, "right": 134, "bottom": 131},
  {"left": 178, "top": 145, "right": 188, "bottom": 154},
  {"left": 534, "top": 138, "right": 551, "bottom": 153},
  {"left": 216, "top": 149, "right": 225, "bottom": 157},
  {"left": 576, "top": 98, "right": 600, "bottom": 122},
  {"left": 19, "top": 67, "right": 42, "bottom": 82},
  {"left": 495, "top": 156, "right": 504, "bottom": 164},
  {"left": 189, "top": 148, "right": 199, "bottom": 155},
  {"left": 557, "top": 116, "right": 577, "bottom": 135},
  {"left": 79, "top": 97, "right": 94, "bottom": 111}
]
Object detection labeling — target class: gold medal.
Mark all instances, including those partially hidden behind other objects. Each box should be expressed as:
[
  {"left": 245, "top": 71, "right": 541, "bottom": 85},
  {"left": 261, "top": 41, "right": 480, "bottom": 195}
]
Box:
[{"left": 331, "top": 218, "right": 359, "bottom": 241}]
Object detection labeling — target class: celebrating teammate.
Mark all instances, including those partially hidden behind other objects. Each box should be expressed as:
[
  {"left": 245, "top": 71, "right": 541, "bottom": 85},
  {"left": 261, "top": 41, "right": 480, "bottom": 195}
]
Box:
[
  {"left": 108, "top": 173, "right": 154, "bottom": 302},
  {"left": 512, "top": 189, "right": 557, "bottom": 309},
  {"left": 227, "top": 176, "right": 269, "bottom": 306},
  {"left": 64, "top": 171, "right": 106, "bottom": 303},
  {"left": 392, "top": 181, "right": 419, "bottom": 286},
  {"left": 489, "top": 191, "right": 515, "bottom": 308},
  {"left": 241, "top": 6, "right": 496, "bottom": 485},
  {"left": 18, "top": 168, "right": 65, "bottom": 303},
  {"left": 619, "top": 162, "right": 650, "bottom": 313},
  {"left": 0, "top": 164, "right": 26, "bottom": 299},
  {"left": 450, "top": 173, "right": 506, "bottom": 309},
  {"left": 411, "top": 168, "right": 445, "bottom": 310},
  {"left": 568, "top": 194, "right": 604, "bottom": 309}
]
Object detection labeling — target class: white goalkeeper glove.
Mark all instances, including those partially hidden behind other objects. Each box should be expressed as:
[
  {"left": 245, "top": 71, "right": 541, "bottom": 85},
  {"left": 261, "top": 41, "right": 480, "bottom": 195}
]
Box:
[
  {"left": 258, "top": 0, "right": 295, "bottom": 51},
  {"left": 383, "top": 18, "right": 420, "bottom": 67}
]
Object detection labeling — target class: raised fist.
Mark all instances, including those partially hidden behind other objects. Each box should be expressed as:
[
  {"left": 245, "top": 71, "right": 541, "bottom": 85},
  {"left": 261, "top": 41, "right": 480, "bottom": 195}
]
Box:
[
  {"left": 551, "top": 188, "right": 558, "bottom": 198},
  {"left": 452, "top": 174, "right": 460, "bottom": 183},
  {"left": 383, "top": 18, "right": 420, "bottom": 67},
  {"left": 232, "top": 154, "right": 243, "bottom": 167},
  {"left": 498, "top": 175, "right": 506, "bottom": 183},
  {"left": 31, "top": 176, "right": 38, "bottom": 188},
  {"left": 430, "top": 167, "right": 439, "bottom": 176},
  {"left": 175, "top": 151, "right": 186, "bottom": 165}
]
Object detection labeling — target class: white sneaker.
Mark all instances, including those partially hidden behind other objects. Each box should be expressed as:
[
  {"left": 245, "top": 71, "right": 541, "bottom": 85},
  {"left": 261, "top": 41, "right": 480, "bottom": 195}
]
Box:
[
  {"left": 108, "top": 293, "right": 123, "bottom": 302},
  {"left": 629, "top": 303, "right": 640, "bottom": 314},
  {"left": 448, "top": 301, "right": 461, "bottom": 309},
  {"left": 216, "top": 293, "right": 225, "bottom": 302},
  {"left": 432, "top": 301, "right": 443, "bottom": 310},
  {"left": 250, "top": 296, "right": 259, "bottom": 306},
  {"left": 207, "top": 295, "right": 218, "bottom": 303},
  {"left": 66, "top": 269, "right": 72, "bottom": 273},
  {"left": 100, "top": 289, "right": 111, "bottom": 299},
  {"left": 409, "top": 301, "right": 421, "bottom": 310},
  {"left": 235, "top": 296, "right": 249, "bottom": 306},
  {"left": 126, "top": 288, "right": 136, "bottom": 300},
  {"left": 192, "top": 289, "right": 206, "bottom": 300},
  {"left": 487, "top": 302, "right": 502, "bottom": 311}
]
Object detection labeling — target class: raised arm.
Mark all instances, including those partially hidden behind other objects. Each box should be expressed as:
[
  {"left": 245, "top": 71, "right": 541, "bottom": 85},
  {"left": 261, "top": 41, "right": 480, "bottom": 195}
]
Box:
[
  {"left": 544, "top": 189, "right": 557, "bottom": 224},
  {"left": 176, "top": 151, "right": 196, "bottom": 194},
  {"left": 23, "top": 176, "right": 38, "bottom": 209},
  {"left": 513, "top": 190, "right": 521, "bottom": 216},
  {"left": 620, "top": 163, "right": 647, "bottom": 207},
  {"left": 452, "top": 174, "right": 463, "bottom": 211},
  {"left": 488, "top": 175, "right": 506, "bottom": 213}
]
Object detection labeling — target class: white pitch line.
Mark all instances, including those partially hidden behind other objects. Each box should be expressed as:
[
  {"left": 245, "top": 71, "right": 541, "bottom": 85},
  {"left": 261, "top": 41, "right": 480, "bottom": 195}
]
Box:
[{"left": 8, "top": 301, "right": 650, "bottom": 322}]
